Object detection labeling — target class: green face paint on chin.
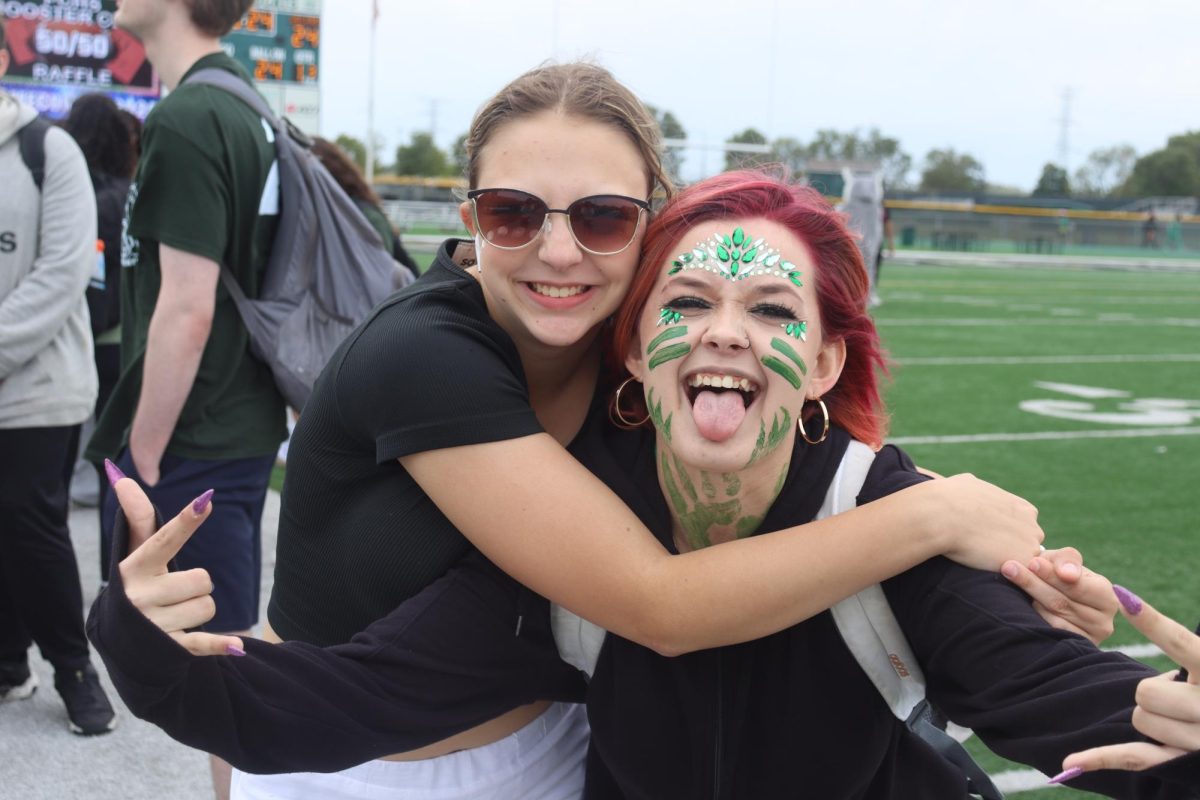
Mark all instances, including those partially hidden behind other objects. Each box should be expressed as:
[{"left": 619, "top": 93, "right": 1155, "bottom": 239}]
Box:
[
  {"left": 744, "top": 407, "right": 792, "bottom": 467},
  {"left": 646, "top": 387, "right": 673, "bottom": 444}
]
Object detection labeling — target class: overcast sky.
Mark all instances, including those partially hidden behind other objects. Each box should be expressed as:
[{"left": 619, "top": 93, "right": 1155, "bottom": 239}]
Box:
[{"left": 317, "top": 0, "right": 1199, "bottom": 191}]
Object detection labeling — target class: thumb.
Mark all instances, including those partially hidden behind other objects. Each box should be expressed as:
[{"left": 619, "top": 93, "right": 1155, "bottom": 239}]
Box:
[{"left": 109, "top": 461, "right": 157, "bottom": 553}]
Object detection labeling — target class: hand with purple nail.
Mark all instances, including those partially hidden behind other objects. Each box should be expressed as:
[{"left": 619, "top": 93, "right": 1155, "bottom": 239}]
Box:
[
  {"left": 108, "top": 460, "right": 245, "bottom": 657},
  {"left": 1050, "top": 585, "right": 1200, "bottom": 784},
  {"left": 1000, "top": 546, "right": 1119, "bottom": 646}
]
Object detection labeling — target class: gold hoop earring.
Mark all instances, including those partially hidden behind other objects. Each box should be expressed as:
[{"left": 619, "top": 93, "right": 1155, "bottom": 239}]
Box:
[
  {"left": 798, "top": 397, "right": 830, "bottom": 445},
  {"left": 610, "top": 377, "right": 650, "bottom": 429}
]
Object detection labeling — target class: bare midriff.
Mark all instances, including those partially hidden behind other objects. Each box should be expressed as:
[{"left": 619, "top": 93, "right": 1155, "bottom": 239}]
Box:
[{"left": 260, "top": 619, "right": 552, "bottom": 761}]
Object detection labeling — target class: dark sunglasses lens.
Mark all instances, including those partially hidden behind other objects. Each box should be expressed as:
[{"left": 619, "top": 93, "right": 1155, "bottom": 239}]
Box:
[
  {"left": 474, "top": 190, "right": 547, "bottom": 248},
  {"left": 569, "top": 196, "right": 643, "bottom": 253}
]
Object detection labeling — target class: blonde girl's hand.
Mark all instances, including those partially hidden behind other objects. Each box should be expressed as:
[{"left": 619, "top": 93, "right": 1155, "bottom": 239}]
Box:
[{"left": 110, "top": 466, "right": 245, "bottom": 657}]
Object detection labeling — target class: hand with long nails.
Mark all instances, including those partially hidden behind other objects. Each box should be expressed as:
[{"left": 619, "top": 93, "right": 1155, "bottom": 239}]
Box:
[
  {"left": 1049, "top": 585, "right": 1200, "bottom": 785},
  {"left": 1001, "top": 546, "right": 1119, "bottom": 646},
  {"left": 107, "top": 460, "right": 245, "bottom": 657}
]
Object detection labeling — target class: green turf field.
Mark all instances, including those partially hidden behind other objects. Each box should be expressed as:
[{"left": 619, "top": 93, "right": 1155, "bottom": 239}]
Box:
[{"left": 874, "top": 262, "right": 1200, "bottom": 797}]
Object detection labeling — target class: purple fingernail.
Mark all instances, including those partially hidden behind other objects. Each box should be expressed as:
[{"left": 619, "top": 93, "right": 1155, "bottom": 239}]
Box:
[
  {"left": 104, "top": 459, "right": 126, "bottom": 487},
  {"left": 192, "top": 489, "right": 214, "bottom": 515},
  {"left": 1047, "top": 766, "right": 1083, "bottom": 785},
  {"left": 1113, "top": 584, "right": 1143, "bottom": 615},
  {"left": 225, "top": 645, "right": 246, "bottom": 657}
]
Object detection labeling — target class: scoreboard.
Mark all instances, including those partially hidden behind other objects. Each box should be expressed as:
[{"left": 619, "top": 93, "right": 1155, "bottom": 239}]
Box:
[{"left": 222, "top": 0, "right": 323, "bottom": 133}]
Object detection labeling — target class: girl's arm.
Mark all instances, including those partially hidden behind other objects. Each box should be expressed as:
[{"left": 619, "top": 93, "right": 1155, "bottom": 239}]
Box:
[{"left": 401, "top": 434, "right": 1042, "bottom": 656}]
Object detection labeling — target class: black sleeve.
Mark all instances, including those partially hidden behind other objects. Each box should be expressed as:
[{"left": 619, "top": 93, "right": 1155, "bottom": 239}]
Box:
[
  {"left": 884, "top": 548, "right": 1200, "bottom": 797},
  {"left": 86, "top": 511, "right": 585, "bottom": 774},
  {"left": 333, "top": 289, "right": 544, "bottom": 462}
]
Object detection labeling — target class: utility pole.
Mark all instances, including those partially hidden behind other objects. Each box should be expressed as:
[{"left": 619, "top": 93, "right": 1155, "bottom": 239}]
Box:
[
  {"left": 1056, "top": 88, "right": 1073, "bottom": 173},
  {"left": 365, "top": 0, "right": 378, "bottom": 183}
]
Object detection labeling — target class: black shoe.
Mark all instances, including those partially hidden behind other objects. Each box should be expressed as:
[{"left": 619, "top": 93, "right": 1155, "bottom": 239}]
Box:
[
  {"left": 0, "top": 661, "right": 38, "bottom": 702},
  {"left": 54, "top": 664, "right": 117, "bottom": 735}
]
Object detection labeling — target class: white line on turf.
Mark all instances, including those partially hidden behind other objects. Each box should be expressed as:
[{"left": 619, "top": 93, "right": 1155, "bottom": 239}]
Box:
[
  {"left": 889, "top": 426, "right": 1200, "bottom": 445},
  {"left": 878, "top": 317, "right": 1200, "bottom": 327},
  {"left": 894, "top": 353, "right": 1200, "bottom": 366}
]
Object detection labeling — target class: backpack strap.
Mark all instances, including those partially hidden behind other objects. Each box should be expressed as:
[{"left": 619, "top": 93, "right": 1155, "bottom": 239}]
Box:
[
  {"left": 822, "top": 441, "right": 1004, "bottom": 800},
  {"left": 18, "top": 116, "right": 51, "bottom": 193}
]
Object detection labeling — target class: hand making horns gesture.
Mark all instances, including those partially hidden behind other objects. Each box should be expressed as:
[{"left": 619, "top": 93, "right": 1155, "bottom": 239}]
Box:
[{"left": 111, "top": 470, "right": 246, "bottom": 657}]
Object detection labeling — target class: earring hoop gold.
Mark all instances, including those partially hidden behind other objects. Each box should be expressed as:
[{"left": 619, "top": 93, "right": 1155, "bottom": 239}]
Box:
[
  {"left": 610, "top": 377, "right": 650, "bottom": 429},
  {"left": 798, "top": 397, "right": 830, "bottom": 445}
]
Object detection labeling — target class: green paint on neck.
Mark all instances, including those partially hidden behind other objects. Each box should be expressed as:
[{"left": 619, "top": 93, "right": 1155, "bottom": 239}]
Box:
[
  {"left": 672, "top": 451, "right": 699, "bottom": 503},
  {"left": 649, "top": 342, "right": 691, "bottom": 371},
  {"left": 701, "top": 472, "right": 717, "bottom": 499},
  {"left": 646, "top": 326, "right": 687, "bottom": 356},
  {"left": 761, "top": 355, "right": 802, "bottom": 390},
  {"left": 660, "top": 450, "right": 688, "bottom": 516},
  {"left": 744, "top": 407, "right": 792, "bottom": 467},
  {"left": 721, "top": 472, "right": 741, "bottom": 497},
  {"left": 770, "top": 338, "right": 808, "bottom": 376}
]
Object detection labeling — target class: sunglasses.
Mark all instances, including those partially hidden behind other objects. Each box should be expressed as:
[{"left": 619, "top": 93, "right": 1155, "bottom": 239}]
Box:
[{"left": 467, "top": 188, "right": 650, "bottom": 256}]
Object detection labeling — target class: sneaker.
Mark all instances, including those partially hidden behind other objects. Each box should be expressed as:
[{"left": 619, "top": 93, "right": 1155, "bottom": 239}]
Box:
[
  {"left": 0, "top": 661, "right": 38, "bottom": 702},
  {"left": 54, "top": 664, "right": 117, "bottom": 735}
]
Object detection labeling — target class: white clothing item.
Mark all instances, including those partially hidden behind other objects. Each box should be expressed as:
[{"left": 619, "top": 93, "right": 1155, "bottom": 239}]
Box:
[
  {"left": 230, "top": 701, "right": 589, "bottom": 800},
  {"left": 551, "top": 603, "right": 606, "bottom": 678}
]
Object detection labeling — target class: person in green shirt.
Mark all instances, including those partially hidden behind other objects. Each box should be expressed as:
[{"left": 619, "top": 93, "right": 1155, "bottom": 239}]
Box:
[{"left": 82, "top": 1, "right": 286, "bottom": 794}]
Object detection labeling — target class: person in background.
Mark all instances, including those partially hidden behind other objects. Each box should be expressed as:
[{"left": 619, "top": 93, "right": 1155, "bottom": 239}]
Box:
[
  {"left": 82, "top": 1, "right": 288, "bottom": 795},
  {"left": 1143, "top": 211, "right": 1159, "bottom": 248},
  {"left": 0, "top": 17, "right": 115, "bottom": 736},
  {"left": 310, "top": 136, "right": 420, "bottom": 275},
  {"left": 61, "top": 92, "right": 139, "bottom": 578},
  {"left": 1166, "top": 213, "right": 1184, "bottom": 251}
]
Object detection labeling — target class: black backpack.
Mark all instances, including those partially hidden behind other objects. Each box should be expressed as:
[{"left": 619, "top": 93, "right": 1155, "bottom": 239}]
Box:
[{"left": 183, "top": 68, "right": 416, "bottom": 410}]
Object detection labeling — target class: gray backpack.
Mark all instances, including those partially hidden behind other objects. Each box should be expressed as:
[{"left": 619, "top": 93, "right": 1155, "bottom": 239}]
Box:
[{"left": 185, "top": 68, "right": 415, "bottom": 410}]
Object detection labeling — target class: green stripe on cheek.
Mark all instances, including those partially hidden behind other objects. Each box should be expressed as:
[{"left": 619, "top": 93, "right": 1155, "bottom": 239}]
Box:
[
  {"left": 769, "top": 338, "right": 808, "bottom": 376},
  {"left": 649, "top": 342, "right": 691, "bottom": 371},
  {"left": 761, "top": 355, "right": 803, "bottom": 389},
  {"left": 646, "top": 326, "right": 688, "bottom": 355}
]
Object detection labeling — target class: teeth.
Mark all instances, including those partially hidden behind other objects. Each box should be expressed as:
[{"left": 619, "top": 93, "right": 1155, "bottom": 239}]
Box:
[
  {"left": 687, "top": 373, "right": 759, "bottom": 393},
  {"left": 530, "top": 283, "right": 586, "bottom": 299}
]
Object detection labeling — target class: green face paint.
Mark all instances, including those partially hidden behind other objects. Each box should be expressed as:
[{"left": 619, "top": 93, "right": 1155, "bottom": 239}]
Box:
[
  {"left": 646, "top": 325, "right": 687, "bottom": 356},
  {"left": 761, "top": 355, "right": 803, "bottom": 390},
  {"left": 649, "top": 342, "right": 691, "bottom": 371},
  {"left": 721, "top": 472, "right": 741, "bottom": 497},
  {"left": 770, "top": 338, "right": 808, "bottom": 377},
  {"left": 744, "top": 407, "right": 792, "bottom": 467},
  {"left": 701, "top": 472, "right": 717, "bottom": 499},
  {"left": 665, "top": 225, "right": 801, "bottom": 284},
  {"left": 646, "top": 387, "right": 673, "bottom": 443}
]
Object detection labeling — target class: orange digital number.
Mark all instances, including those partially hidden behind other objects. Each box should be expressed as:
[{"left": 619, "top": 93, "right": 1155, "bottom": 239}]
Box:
[
  {"left": 254, "top": 60, "right": 284, "bottom": 81},
  {"left": 290, "top": 17, "right": 320, "bottom": 48},
  {"left": 236, "top": 9, "right": 275, "bottom": 33},
  {"left": 294, "top": 64, "right": 318, "bottom": 83}
]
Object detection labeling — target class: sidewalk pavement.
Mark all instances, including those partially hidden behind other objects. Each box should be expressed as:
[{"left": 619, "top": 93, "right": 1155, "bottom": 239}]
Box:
[{"left": 1, "top": 491, "right": 281, "bottom": 800}]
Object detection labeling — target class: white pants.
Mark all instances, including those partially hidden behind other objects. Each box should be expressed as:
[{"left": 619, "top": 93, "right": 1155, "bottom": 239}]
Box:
[{"left": 230, "top": 702, "right": 589, "bottom": 800}]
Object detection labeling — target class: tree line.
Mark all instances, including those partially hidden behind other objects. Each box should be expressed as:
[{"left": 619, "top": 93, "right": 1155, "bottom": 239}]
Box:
[{"left": 334, "top": 115, "right": 1200, "bottom": 200}]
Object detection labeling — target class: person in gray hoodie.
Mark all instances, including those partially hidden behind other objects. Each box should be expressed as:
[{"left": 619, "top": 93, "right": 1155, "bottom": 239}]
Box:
[{"left": 0, "top": 18, "right": 115, "bottom": 735}]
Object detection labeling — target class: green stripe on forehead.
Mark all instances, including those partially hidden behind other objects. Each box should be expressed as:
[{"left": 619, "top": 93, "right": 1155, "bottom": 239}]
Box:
[
  {"left": 761, "top": 355, "right": 803, "bottom": 390},
  {"left": 649, "top": 342, "right": 691, "bottom": 371},
  {"left": 646, "top": 326, "right": 687, "bottom": 356},
  {"left": 769, "top": 338, "right": 808, "bottom": 376}
]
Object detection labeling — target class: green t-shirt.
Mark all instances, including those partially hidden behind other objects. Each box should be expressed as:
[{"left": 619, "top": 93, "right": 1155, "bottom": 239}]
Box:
[{"left": 87, "top": 53, "right": 287, "bottom": 462}]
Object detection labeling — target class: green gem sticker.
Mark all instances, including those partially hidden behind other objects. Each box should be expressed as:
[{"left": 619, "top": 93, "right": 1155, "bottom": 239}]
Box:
[
  {"left": 782, "top": 321, "right": 807, "bottom": 341},
  {"left": 658, "top": 308, "right": 682, "bottom": 327}
]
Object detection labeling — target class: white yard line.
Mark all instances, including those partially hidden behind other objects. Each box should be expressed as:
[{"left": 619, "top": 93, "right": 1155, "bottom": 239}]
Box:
[
  {"left": 889, "top": 427, "right": 1200, "bottom": 445},
  {"left": 894, "top": 353, "right": 1200, "bottom": 366},
  {"left": 878, "top": 317, "right": 1200, "bottom": 327}
]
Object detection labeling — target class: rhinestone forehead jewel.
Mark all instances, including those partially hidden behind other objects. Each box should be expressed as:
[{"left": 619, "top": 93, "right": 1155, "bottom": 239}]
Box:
[{"left": 666, "top": 226, "right": 802, "bottom": 286}]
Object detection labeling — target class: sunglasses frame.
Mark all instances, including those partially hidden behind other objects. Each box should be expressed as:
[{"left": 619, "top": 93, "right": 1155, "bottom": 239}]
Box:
[{"left": 467, "top": 188, "right": 651, "bottom": 256}]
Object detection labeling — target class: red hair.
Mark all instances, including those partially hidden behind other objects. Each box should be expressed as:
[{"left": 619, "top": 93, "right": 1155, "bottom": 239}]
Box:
[{"left": 609, "top": 170, "right": 890, "bottom": 446}]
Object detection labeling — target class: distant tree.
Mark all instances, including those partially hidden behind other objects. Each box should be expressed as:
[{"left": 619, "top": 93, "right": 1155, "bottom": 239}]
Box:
[
  {"left": 334, "top": 134, "right": 368, "bottom": 171},
  {"left": 1165, "top": 130, "right": 1200, "bottom": 168},
  {"left": 1073, "top": 144, "right": 1137, "bottom": 197},
  {"left": 725, "top": 127, "right": 768, "bottom": 170},
  {"left": 451, "top": 132, "right": 469, "bottom": 177},
  {"left": 802, "top": 127, "right": 912, "bottom": 189},
  {"left": 919, "top": 148, "right": 986, "bottom": 194},
  {"left": 394, "top": 132, "right": 451, "bottom": 177},
  {"left": 1032, "top": 163, "right": 1071, "bottom": 197},
  {"left": 646, "top": 104, "right": 687, "bottom": 185},
  {"left": 1123, "top": 147, "right": 1200, "bottom": 197},
  {"left": 768, "top": 136, "right": 808, "bottom": 173}
]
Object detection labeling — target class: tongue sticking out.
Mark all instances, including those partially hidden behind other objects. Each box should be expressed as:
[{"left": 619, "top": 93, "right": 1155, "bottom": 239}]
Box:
[{"left": 692, "top": 390, "right": 747, "bottom": 442}]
